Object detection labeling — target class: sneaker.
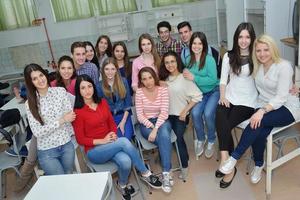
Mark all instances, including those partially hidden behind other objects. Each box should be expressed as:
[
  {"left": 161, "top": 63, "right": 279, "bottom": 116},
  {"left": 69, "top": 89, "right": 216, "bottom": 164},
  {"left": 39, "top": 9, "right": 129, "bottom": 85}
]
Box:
[
  {"left": 250, "top": 163, "right": 265, "bottom": 184},
  {"left": 205, "top": 142, "right": 215, "bottom": 158},
  {"left": 178, "top": 167, "right": 188, "bottom": 180},
  {"left": 140, "top": 174, "right": 162, "bottom": 189},
  {"left": 219, "top": 156, "right": 237, "bottom": 175},
  {"left": 5, "top": 146, "right": 28, "bottom": 157},
  {"left": 195, "top": 140, "right": 205, "bottom": 157},
  {"left": 116, "top": 182, "right": 133, "bottom": 200},
  {"left": 162, "top": 172, "right": 172, "bottom": 193}
]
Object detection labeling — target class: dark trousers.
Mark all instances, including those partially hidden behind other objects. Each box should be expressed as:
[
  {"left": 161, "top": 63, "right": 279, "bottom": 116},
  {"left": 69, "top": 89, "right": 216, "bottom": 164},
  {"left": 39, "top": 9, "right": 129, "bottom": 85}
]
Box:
[
  {"left": 231, "top": 106, "right": 295, "bottom": 167},
  {"left": 169, "top": 115, "right": 189, "bottom": 168},
  {"left": 216, "top": 104, "right": 254, "bottom": 154}
]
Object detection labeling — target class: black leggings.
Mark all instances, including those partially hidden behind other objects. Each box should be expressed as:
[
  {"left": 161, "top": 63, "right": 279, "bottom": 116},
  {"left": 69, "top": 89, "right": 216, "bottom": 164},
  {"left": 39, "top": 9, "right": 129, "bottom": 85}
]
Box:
[{"left": 216, "top": 104, "right": 254, "bottom": 154}]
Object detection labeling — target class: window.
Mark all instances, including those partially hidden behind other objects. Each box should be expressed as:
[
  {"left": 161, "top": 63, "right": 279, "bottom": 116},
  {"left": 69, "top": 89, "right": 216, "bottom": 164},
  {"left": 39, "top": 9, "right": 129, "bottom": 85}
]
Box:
[
  {"left": 0, "top": 0, "right": 37, "bottom": 31},
  {"left": 152, "top": 0, "right": 199, "bottom": 7},
  {"left": 51, "top": 0, "right": 137, "bottom": 22}
]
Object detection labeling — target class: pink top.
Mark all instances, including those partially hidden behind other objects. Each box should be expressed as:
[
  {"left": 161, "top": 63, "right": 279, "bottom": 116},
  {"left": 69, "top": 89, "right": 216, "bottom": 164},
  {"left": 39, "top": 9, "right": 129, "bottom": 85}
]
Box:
[
  {"left": 131, "top": 55, "right": 157, "bottom": 88},
  {"left": 135, "top": 86, "right": 169, "bottom": 129},
  {"left": 50, "top": 79, "right": 76, "bottom": 95}
]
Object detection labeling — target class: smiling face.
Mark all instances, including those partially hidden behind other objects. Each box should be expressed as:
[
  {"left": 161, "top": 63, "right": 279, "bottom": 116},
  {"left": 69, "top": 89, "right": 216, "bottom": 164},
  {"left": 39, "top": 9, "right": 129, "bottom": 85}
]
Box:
[
  {"left": 191, "top": 37, "right": 203, "bottom": 55},
  {"left": 113, "top": 45, "right": 125, "bottom": 61},
  {"left": 98, "top": 38, "right": 108, "bottom": 54},
  {"left": 72, "top": 47, "right": 86, "bottom": 67},
  {"left": 255, "top": 42, "right": 273, "bottom": 66},
  {"left": 159, "top": 27, "right": 171, "bottom": 43},
  {"left": 103, "top": 63, "right": 117, "bottom": 81},
  {"left": 30, "top": 70, "right": 48, "bottom": 91},
  {"left": 238, "top": 29, "right": 251, "bottom": 52},
  {"left": 164, "top": 55, "right": 179, "bottom": 75},
  {"left": 58, "top": 60, "right": 74, "bottom": 80},
  {"left": 79, "top": 80, "right": 94, "bottom": 102},
  {"left": 140, "top": 38, "right": 152, "bottom": 54},
  {"left": 179, "top": 25, "right": 192, "bottom": 44},
  {"left": 85, "top": 45, "right": 95, "bottom": 61}
]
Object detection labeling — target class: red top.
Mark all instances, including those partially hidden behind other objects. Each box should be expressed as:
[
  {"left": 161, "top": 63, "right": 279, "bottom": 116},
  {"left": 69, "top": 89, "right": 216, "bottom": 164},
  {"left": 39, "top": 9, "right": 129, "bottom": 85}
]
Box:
[
  {"left": 50, "top": 79, "right": 76, "bottom": 95},
  {"left": 73, "top": 99, "right": 117, "bottom": 152}
]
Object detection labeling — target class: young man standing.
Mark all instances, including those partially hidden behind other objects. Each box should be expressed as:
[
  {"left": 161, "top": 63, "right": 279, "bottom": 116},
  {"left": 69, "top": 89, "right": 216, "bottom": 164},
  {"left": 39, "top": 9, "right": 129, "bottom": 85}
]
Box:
[
  {"left": 156, "top": 21, "right": 181, "bottom": 57},
  {"left": 71, "top": 41, "right": 100, "bottom": 86}
]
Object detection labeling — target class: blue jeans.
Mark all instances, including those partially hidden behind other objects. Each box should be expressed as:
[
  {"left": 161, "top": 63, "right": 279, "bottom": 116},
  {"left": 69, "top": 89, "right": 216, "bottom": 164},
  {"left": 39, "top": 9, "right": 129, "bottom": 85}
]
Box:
[
  {"left": 169, "top": 115, "right": 189, "bottom": 168},
  {"left": 37, "top": 141, "right": 75, "bottom": 175},
  {"left": 87, "top": 137, "right": 148, "bottom": 185},
  {"left": 231, "top": 106, "right": 295, "bottom": 167},
  {"left": 191, "top": 87, "right": 220, "bottom": 143},
  {"left": 139, "top": 118, "right": 172, "bottom": 172},
  {"left": 113, "top": 113, "right": 134, "bottom": 140}
]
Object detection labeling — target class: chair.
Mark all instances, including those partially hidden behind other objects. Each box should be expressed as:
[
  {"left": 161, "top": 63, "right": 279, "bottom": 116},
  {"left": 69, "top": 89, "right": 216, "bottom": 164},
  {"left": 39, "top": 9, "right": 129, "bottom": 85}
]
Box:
[
  {"left": 0, "top": 125, "right": 22, "bottom": 199},
  {"left": 131, "top": 107, "right": 184, "bottom": 183},
  {"left": 79, "top": 146, "right": 145, "bottom": 200},
  {"left": 233, "top": 119, "right": 300, "bottom": 198}
]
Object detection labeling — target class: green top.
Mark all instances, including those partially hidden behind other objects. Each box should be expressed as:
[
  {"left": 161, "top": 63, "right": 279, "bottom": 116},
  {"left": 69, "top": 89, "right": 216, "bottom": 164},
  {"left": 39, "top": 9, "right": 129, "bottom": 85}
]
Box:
[{"left": 182, "top": 53, "right": 219, "bottom": 93}]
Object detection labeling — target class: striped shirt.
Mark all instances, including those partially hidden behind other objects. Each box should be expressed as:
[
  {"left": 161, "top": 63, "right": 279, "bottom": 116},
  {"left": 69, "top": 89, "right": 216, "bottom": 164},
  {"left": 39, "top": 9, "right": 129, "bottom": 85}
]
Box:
[{"left": 135, "top": 86, "right": 169, "bottom": 129}]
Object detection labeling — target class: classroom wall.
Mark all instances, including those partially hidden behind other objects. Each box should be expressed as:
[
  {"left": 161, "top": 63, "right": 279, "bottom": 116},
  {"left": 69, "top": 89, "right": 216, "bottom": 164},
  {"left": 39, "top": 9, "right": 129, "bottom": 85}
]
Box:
[{"left": 0, "top": 0, "right": 217, "bottom": 75}]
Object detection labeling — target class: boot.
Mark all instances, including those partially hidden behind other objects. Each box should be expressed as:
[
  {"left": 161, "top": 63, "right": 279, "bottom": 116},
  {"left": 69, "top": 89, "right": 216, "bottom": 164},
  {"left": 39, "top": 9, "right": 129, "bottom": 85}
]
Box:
[{"left": 14, "top": 159, "right": 36, "bottom": 192}]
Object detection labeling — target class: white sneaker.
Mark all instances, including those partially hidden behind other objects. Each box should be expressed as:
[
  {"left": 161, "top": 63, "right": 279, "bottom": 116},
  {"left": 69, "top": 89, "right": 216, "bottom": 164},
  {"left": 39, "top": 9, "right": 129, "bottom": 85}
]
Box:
[
  {"left": 219, "top": 156, "right": 237, "bottom": 175},
  {"left": 205, "top": 142, "right": 214, "bottom": 158},
  {"left": 162, "top": 172, "right": 172, "bottom": 193},
  {"left": 178, "top": 167, "right": 188, "bottom": 180},
  {"left": 195, "top": 140, "right": 205, "bottom": 157},
  {"left": 250, "top": 163, "right": 265, "bottom": 184}
]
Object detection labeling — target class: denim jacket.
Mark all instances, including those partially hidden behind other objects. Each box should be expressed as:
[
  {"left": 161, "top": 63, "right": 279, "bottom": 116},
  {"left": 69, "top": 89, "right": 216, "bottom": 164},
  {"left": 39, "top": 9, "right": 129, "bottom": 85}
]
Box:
[{"left": 98, "top": 78, "right": 132, "bottom": 115}]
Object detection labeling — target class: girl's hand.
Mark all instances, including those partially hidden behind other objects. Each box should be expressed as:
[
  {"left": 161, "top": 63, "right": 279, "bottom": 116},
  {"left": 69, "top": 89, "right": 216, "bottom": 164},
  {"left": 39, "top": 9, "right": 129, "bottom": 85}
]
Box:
[
  {"left": 219, "top": 97, "right": 230, "bottom": 108},
  {"left": 63, "top": 111, "right": 76, "bottom": 123},
  {"left": 103, "top": 132, "right": 117, "bottom": 143},
  {"left": 250, "top": 109, "right": 264, "bottom": 129},
  {"left": 183, "top": 69, "right": 194, "bottom": 81},
  {"left": 179, "top": 110, "right": 187, "bottom": 121},
  {"left": 118, "top": 120, "right": 126, "bottom": 135},
  {"left": 148, "top": 128, "right": 158, "bottom": 142}
]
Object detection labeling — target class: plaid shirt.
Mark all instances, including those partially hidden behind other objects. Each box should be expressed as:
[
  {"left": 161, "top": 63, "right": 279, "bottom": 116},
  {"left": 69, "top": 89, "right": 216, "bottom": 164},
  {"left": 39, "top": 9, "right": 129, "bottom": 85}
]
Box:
[
  {"left": 156, "top": 37, "right": 182, "bottom": 57},
  {"left": 76, "top": 62, "right": 100, "bottom": 86}
]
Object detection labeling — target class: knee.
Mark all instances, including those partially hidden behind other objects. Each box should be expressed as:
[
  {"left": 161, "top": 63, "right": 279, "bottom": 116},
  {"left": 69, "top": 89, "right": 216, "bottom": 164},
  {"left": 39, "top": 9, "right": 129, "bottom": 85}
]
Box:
[{"left": 118, "top": 137, "right": 133, "bottom": 149}]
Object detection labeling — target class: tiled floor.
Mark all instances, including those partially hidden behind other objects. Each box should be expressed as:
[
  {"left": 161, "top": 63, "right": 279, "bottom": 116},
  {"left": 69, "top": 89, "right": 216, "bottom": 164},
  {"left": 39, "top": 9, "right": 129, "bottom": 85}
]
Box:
[{"left": 3, "top": 124, "right": 300, "bottom": 200}]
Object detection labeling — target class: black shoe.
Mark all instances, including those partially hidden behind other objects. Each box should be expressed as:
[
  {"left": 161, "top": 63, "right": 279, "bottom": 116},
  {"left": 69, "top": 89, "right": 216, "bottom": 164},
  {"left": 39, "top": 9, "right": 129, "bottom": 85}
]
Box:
[
  {"left": 215, "top": 169, "right": 225, "bottom": 178},
  {"left": 141, "top": 174, "right": 162, "bottom": 189},
  {"left": 116, "top": 181, "right": 133, "bottom": 200},
  {"left": 220, "top": 167, "right": 237, "bottom": 188}
]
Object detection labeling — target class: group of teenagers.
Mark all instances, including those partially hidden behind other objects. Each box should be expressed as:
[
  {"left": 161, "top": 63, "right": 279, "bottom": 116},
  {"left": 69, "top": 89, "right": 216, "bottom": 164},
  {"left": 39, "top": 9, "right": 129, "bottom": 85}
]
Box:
[{"left": 12, "top": 20, "right": 300, "bottom": 200}]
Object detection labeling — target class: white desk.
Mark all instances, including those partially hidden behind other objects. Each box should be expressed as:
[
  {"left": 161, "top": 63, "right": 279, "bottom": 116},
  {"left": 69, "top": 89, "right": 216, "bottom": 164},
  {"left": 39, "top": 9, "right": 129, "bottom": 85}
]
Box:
[{"left": 24, "top": 172, "right": 110, "bottom": 200}]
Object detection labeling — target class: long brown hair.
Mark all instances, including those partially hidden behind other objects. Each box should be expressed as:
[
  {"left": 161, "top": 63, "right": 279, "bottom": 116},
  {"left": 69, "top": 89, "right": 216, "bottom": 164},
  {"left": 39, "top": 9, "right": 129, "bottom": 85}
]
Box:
[
  {"left": 112, "top": 41, "right": 132, "bottom": 79},
  {"left": 138, "top": 33, "right": 161, "bottom": 70},
  {"left": 95, "top": 35, "right": 113, "bottom": 58},
  {"left": 188, "top": 32, "right": 208, "bottom": 70},
  {"left": 101, "top": 57, "right": 126, "bottom": 99},
  {"left": 24, "top": 64, "right": 50, "bottom": 125},
  {"left": 56, "top": 55, "right": 76, "bottom": 89}
]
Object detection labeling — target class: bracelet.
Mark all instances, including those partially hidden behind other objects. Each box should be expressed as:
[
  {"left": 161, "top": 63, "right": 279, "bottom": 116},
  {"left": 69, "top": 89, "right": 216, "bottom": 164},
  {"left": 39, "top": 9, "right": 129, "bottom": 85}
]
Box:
[{"left": 260, "top": 107, "right": 268, "bottom": 114}]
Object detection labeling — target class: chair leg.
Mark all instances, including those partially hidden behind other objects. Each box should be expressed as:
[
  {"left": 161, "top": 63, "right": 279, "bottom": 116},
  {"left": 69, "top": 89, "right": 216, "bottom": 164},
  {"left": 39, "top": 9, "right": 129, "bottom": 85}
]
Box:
[
  {"left": 174, "top": 141, "right": 185, "bottom": 182},
  {"left": 132, "top": 168, "right": 146, "bottom": 200}
]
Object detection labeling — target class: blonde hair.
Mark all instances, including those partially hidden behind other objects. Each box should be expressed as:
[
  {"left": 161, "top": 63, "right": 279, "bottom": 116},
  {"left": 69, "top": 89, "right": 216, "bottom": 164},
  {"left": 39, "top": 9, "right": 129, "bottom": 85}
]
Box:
[
  {"left": 101, "top": 57, "right": 126, "bottom": 99},
  {"left": 252, "top": 34, "right": 281, "bottom": 76}
]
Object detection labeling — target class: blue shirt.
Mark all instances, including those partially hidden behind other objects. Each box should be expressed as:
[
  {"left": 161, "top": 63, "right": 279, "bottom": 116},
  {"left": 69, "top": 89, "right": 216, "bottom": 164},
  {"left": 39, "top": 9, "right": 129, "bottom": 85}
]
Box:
[{"left": 98, "top": 77, "right": 132, "bottom": 115}]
